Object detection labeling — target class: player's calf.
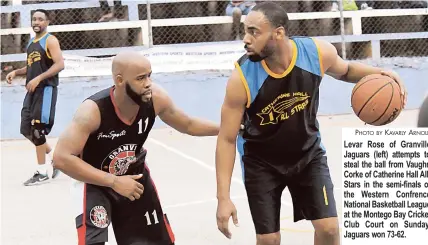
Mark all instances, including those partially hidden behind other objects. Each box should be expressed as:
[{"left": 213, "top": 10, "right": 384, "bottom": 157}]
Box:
[
  {"left": 256, "top": 232, "right": 280, "bottom": 245},
  {"left": 312, "top": 217, "right": 340, "bottom": 245}
]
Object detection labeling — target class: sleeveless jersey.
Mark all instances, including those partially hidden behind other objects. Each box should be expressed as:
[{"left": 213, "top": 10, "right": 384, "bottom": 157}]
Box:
[
  {"left": 26, "top": 32, "right": 59, "bottom": 87},
  {"left": 236, "top": 37, "right": 326, "bottom": 176},
  {"left": 81, "top": 86, "right": 156, "bottom": 176}
]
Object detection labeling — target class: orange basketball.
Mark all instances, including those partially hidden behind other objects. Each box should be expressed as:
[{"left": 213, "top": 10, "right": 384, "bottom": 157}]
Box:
[{"left": 351, "top": 74, "right": 403, "bottom": 126}]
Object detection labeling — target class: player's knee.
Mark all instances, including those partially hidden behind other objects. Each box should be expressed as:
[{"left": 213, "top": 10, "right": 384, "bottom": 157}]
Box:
[
  {"left": 314, "top": 219, "right": 340, "bottom": 239},
  {"left": 256, "top": 232, "right": 280, "bottom": 245},
  {"left": 31, "top": 126, "right": 47, "bottom": 146}
]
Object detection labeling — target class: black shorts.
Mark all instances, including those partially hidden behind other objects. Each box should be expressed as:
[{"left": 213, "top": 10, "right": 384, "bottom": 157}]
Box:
[
  {"left": 20, "top": 85, "right": 57, "bottom": 136},
  {"left": 245, "top": 156, "right": 337, "bottom": 234},
  {"left": 72, "top": 167, "right": 175, "bottom": 245}
]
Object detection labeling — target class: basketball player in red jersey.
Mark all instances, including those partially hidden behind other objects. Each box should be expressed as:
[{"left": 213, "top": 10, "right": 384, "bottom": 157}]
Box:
[
  {"left": 53, "top": 52, "right": 219, "bottom": 245},
  {"left": 215, "top": 2, "right": 407, "bottom": 245}
]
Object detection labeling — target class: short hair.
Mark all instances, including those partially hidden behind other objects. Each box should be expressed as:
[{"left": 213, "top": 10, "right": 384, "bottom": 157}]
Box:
[
  {"left": 33, "top": 9, "right": 50, "bottom": 20},
  {"left": 251, "top": 2, "right": 289, "bottom": 33}
]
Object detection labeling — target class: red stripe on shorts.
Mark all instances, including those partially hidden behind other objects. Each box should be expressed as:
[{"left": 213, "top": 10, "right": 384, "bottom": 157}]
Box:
[{"left": 77, "top": 183, "right": 87, "bottom": 245}]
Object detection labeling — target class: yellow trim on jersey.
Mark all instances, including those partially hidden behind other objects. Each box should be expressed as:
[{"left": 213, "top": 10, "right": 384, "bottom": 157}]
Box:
[
  {"left": 311, "top": 37, "right": 324, "bottom": 77},
  {"left": 45, "top": 36, "right": 52, "bottom": 59},
  {"left": 323, "top": 185, "right": 329, "bottom": 206},
  {"left": 32, "top": 32, "right": 48, "bottom": 43},
  {"left": 234, "top": 61, "right": 251, "bottom": 108},
  {"left": 261, "top": 40, "right": 297, "bottom": 79}
]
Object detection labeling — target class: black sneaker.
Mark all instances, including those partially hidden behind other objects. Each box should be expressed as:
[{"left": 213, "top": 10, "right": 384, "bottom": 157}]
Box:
[{"left": 23, "top": 171, "right": 49, "bottom": 186}]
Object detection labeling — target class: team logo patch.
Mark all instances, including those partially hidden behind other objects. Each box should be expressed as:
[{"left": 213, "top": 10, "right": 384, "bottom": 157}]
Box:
[
  {"left": 90, "top": 205, "right": 109, "bottom": 228},
  {"left": 101, "top": 144, "right": 137, "bottom": 175},
  {"left": 256, "top": 92, "right": 310, "bottom": 125}
]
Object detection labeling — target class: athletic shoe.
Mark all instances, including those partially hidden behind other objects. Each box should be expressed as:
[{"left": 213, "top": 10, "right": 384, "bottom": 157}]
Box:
[{"left": 23, "top": 171, "right": 49, "bottom": 186}]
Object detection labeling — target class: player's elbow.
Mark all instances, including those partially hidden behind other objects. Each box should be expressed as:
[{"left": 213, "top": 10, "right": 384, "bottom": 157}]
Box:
[
  {"left": 218, "top": 131, "right": 237, "bottom": 145},
  {"left": 56, "top": 59, "right": 65, "bottom": 72},
  {"left": 52, "top": 150, "right": 68, "bottom": 171}
]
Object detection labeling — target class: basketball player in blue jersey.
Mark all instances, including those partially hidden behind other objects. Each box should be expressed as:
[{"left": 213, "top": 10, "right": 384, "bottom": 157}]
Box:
[
  {"left": 53, "top": 52, "right": 219, "bottom": 245},
  {"left": 6, "top": 9, "right": 64, "bottom": 186},
  {"left": 215, "top": 2, "right": 407, "bottom": 245}
]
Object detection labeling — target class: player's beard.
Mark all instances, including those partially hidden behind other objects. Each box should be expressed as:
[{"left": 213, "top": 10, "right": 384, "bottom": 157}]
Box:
[
  {"left": 125, "top": 82, "right": 144, "bottom": 105},
  {"left": 246, "top": 39, "right": 275, "bottom": 62},
  {"left": 248, "top": 52, "right": 267, "bottom": 62},
  {"left": 32, "top": 26, "right": 44, "bottom": 34}
]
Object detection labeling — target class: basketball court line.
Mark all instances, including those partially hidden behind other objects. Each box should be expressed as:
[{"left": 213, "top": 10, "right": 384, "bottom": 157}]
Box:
[{"left": 149, "top": 137, "right": 342, "bottom": 211}]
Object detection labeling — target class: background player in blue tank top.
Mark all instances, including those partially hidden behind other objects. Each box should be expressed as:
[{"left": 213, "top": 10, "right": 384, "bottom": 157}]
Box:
[
  {"left": 215, "top": 2, "right": 407, "bottom": 245},
  {"left": 6, "top": 9, "right": 64, "bottom": 186}
]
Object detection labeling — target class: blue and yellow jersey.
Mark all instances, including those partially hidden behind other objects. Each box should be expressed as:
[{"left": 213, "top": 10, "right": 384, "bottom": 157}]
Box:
[
  {"left": 26, "top": 32, "right": 59, "bottom": 87},
  {"left": 236, "top": 36, "right": 327, "bottom": 176}
]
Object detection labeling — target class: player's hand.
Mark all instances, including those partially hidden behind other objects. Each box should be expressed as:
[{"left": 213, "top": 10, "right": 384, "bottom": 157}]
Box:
[
  {"left": 26, "top": 76, "right": 42, "bottom": 93},
  {"left": 5, "top": 71, "right": 16, "bottom": 84},
  {"left": 381, "top": 70, "right": 407, "bottom": 109},
  {"left": 216, "top": 198, "right": 239, "bottom": 239},
  {"left": 111, "top": 174, "right": 145, "bottom": 201}
]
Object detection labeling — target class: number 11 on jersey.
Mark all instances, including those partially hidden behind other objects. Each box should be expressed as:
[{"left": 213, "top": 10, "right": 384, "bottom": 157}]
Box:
[
  {"left": 138, "top": 118, "right": 149, "bottom": 134},
  {"left": 145, "top": 209, "right": 159, "bottom": 225}
]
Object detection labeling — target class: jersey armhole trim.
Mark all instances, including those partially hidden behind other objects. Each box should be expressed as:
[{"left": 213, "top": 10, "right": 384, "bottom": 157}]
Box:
[
  {"left": 45, "top": 35, "right": 52, "bottom": 59},
  {"left": 234, "top": 61, "right": 251, "bottom": 108},
  {"left": 311, "top": 37, "right": 324, "bottom": 77}
]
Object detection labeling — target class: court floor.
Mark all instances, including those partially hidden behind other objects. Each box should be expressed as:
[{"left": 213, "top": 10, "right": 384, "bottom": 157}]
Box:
[{"left": 0, "top": 109, "right": 420, "bottom": 245}]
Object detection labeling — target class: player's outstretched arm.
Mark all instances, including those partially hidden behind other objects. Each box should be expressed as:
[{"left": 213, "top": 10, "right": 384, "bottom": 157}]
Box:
[
  {"left": 152, "top": 84, "right": 219, "bottom": 136},
  {"left": 215, "top": 69, "right": 246, "bottom": 239},
  {"left": 314, "top": 38, "right": 407, "bottom": 107}
]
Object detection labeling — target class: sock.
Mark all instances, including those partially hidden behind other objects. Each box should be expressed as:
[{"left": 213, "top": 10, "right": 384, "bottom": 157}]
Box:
[
  {"left": 37, "top": 164, "right": 48, "bottom": 176},
  {"left": 46, "top": 150, "right": 54, "bottom": 165}
]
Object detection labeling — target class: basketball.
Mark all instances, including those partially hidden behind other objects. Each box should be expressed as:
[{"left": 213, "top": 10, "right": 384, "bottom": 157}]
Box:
[{"left": 351, "top": 74, "right": 403, "bottom": 126}]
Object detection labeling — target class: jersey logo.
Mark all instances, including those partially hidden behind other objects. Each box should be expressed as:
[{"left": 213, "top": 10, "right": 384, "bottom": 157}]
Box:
[
  {"left": 97, "top": 130, "right": 126, "bottom": 140},
  {"left": 256, "top": 92, "right": 310, "bottom": 125},
  {"left": 27, "top": 51, "right": 42, "bottom": 67},
  {"left": 101, "top": 144, "right": 137, "bottom": 175},
  {"left": 90, "top": 205, "right": 109, "bottom": 229}
]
